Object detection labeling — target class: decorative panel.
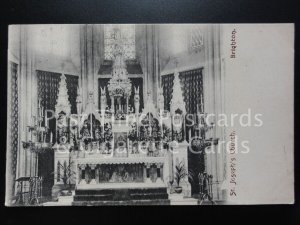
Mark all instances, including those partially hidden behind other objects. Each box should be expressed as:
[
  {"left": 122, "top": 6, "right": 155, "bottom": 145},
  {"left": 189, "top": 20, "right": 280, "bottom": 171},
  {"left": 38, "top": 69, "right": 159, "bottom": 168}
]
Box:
[
  {"left": 104, "top": 25, "right": 135, "bottom": 60},
  {"left": 188, "top": 27, "right": 204, "bottom": 53},
  {"left": 9, "top": 61, "right": 18, "bottom": 194},
  {"left": 65, "top": 74, "right": 79, "bottom": 114},
  {"left": 179, "top": 68, "right": 203, "bottom": 114}
]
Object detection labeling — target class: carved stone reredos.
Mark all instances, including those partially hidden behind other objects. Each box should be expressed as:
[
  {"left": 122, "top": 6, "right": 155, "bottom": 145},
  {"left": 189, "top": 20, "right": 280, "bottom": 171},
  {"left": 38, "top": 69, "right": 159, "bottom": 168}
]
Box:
[{"left": 55, "top": 74, "right": 71, "bottom": 117}]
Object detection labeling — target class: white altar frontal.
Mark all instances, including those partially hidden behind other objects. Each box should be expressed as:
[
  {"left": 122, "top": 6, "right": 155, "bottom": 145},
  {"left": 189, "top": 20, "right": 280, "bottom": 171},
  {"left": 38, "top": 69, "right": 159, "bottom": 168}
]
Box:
[{"left": 51, "top": 29, "right": 191, "bottom": 204}]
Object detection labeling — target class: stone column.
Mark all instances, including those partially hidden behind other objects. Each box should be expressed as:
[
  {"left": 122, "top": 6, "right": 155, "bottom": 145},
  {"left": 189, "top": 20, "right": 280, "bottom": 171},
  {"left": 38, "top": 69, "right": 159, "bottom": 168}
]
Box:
[
  {"left": 136, "top": 25, "right": 160, "bottom": 106},
  {"left": 145, "top": 163, "right": 151, "bottom": 183},
  {"left": 80, "top": 164, "right": 87, "bottom": 185},
  {"left": 90, "top": 164, "right": 96, "bottom": 184},
  {"left": 156, "top": 163, "right": 163, "bottom": 183},
  {"left": 80, "top": 25, "right": 97, "bottom": 108},
  {"left": 203, "top": 25, "right": 224, "bottom": 201},
  {"left": 77, "top": 164, "right": 82, "bottom": 184},
  {"left": 111, "top": 97, "right": 115, "bottom": 113},
  {"left": 143, "top": 164, "right": 147, "bottom": 182},
  {"left": 95, "top": 165, "right": 100, "bottom": 184},
  {"left": 14, "top": 25, "right": 38, "bottom": 182}
]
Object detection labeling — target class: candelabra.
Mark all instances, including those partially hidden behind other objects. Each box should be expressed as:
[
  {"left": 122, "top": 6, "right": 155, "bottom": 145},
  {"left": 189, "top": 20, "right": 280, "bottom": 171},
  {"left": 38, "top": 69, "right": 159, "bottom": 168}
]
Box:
[
  {"left": 22, "top": 98, "right": 53, "bottom": 175},
  {"left": 189, "top": 97, "right": 218, "bottom": 152}
]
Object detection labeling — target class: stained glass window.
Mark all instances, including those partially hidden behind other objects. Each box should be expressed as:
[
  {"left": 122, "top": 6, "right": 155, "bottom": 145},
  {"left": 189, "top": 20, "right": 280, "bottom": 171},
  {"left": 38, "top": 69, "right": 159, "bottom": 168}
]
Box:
[
  {"left": 188, "top": 26, "right": 204, "bottom": 53},
  {"left": 104, "top": 25, "right": 135, "bottom": 60}
]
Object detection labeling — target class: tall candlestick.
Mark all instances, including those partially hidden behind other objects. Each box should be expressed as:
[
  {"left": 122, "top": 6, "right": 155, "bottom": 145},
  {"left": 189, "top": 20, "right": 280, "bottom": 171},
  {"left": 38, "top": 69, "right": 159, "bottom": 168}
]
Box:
[
  {"left": 90, "top": 114, "right": 93, "bottom": 139},
  {"left": 50, "top": 132, "right": 53, "bottom": 143},
  {"left": 45, "top": 113, "right": 48, "bottom": 127},
  {"left": 200, "top": 95, "right": 204, "bottom": 113}
]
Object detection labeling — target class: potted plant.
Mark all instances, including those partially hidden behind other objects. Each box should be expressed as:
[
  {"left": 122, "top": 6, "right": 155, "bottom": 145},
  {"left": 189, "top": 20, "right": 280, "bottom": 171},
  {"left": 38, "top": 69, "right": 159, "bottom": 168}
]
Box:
[
  {"left": 174, "top": 161, "right": 187, "bottom": 194},
  {"left": 58, "top": 160, "right": 76, "bottom": 196}
]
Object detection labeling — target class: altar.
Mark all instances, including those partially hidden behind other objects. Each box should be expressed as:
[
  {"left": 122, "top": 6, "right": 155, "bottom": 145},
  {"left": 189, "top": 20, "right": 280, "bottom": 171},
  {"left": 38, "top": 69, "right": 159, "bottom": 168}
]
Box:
[{"left": 51, "top": 27, "right": 191, "bottom": 204}]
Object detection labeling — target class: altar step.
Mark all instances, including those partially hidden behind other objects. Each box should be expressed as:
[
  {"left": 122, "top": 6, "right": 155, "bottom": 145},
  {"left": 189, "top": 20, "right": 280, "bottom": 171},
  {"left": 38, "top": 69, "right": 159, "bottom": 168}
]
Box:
[
  {"left": 72, "top": 187, "right": 170, "bottom": 205},
  {"left": 169, "top": 194, "right": 198, "bottom": 205},
  {"left": 43, "top": 195, "right": 73, "bottom": 206}
]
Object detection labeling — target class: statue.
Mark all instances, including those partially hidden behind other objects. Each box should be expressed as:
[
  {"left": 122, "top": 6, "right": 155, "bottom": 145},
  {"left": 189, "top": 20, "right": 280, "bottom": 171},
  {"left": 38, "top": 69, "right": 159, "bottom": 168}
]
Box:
[
  {"left": 134, "top": 86, "right": 140, "bottom": 114},
  {"left": 100, "top": 87, "right": 107, "bottom": 114}
]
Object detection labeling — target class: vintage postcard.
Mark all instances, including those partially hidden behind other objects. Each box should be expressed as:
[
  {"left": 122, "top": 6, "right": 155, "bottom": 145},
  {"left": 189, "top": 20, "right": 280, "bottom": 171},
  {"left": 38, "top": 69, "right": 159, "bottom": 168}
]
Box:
[{"left": 6, "top": 24, "right": 294, "bottom": 206}]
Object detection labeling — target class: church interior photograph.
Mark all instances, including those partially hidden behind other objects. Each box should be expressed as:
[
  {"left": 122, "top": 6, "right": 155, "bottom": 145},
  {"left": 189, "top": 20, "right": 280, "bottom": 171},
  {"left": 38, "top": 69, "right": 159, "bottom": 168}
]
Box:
[{"left": 6, "top": 24, "right": 226, "bottom": 206}]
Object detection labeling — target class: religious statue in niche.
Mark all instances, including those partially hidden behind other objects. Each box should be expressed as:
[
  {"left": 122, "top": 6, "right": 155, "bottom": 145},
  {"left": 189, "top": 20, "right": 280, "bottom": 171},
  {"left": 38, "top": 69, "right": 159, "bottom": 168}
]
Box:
[
  {"left": 172, "top": 109, "right": 184, "bottom": 142},
  {"left": 103, "top": 122, "right": 113, "bottom": 154},
  {"left": 56, "top": 112, "right": 69, "bottom": 144},
  {"left": 128, "top": 122, "right": 139, "bottom": 154},
  {"left": 69, "top": 115, "right": 79, "bottom": 150},
  {"left": 100, "top": 87, "right": 107, "bottom": 113},
  {"left": 114, "top": 132, "right": 128, "bottom": 157},
  {"left": 139, "top": 113, "right": 162, "bottom": 156},
  {"left": 80, "top": 114, "right": 102, "bottom": 151},
  {"left": 134, "top": 86, "right": 140, "bottom": 113}
]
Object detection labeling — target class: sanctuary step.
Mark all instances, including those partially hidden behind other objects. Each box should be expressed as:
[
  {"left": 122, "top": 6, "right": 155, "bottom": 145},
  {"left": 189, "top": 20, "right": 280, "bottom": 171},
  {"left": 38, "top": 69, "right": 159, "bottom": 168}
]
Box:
[{"left": 72, "top": 187, "right": 170, "bottom": 205}]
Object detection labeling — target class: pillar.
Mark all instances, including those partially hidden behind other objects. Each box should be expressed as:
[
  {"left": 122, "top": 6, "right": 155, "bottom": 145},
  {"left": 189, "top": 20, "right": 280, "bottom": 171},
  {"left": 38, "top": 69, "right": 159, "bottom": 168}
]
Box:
[
  {"left": 90, "top": 164, "right": 97, "bottom": 184},
  {"left": 136, "top": 25, "right": 160, "bottom": 106},
  {"left": 80, "top": 25, "right": 98, "bottom": 108},
  {"left": 203, "top": 25, "right": 225, "bottom": 201}
]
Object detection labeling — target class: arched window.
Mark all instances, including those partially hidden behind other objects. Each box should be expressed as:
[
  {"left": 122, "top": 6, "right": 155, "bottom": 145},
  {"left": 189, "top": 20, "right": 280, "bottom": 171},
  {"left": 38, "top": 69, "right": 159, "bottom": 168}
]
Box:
[
  {"left": 188, "top": 26, "right": 204, "bottom": 53},
  {"left": 104, "top": 24, "right": 135, "bottom": 60}
]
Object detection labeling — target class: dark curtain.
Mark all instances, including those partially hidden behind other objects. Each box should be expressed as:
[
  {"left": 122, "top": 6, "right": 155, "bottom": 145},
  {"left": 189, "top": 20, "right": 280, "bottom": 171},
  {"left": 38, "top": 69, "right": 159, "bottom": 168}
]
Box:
[
  {"left": 65, "top": 75, "right": 79, "bottom": 114},
  {"left": 98, "top": 77, "right": 144, "bottom": 112},
  {"left": 9, "top": 62, "right": 18, "bottom": 195},
  {"left": 37, "top": 70, "right": 78, "bottom": 196},
  {"left": 179, "top": 68, "right": 204, "bottom": 115}
]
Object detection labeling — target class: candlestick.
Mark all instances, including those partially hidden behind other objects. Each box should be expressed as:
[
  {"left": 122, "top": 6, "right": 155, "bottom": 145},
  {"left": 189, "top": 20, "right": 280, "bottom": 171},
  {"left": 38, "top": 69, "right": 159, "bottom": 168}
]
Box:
[
  {"left": 45, "top": 113, "right": 48, "bottom": 127},
  {"left": 50, "top": 132, "right": 53, "bottom": 143},
  {"left": 90, "top": 114, "right": 93, "bottom": 139}
]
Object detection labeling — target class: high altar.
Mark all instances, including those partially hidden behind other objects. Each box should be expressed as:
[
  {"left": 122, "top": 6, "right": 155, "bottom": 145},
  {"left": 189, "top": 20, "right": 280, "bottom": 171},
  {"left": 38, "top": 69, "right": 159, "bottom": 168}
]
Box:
[{"left": 51, "top": 28, "right": 191, "bottom": 204}]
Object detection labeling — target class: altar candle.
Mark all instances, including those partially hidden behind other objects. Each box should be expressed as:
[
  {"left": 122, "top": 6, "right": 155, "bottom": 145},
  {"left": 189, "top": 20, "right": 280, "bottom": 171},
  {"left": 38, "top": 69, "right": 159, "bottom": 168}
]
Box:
[
  {"left": 50, "top": 132, "right": 53, "bottom": 143},
  {"left": 189, "top": 129, "right": 191, "bottom": 141},
  {"left": 77, "top": 114, "right": 80, "bottom": 137},
  {"left": 90, "top": 114, "right": 93, "bottom": 138},
  {"left": 45, "top": 113, "right": 48, "bottom": 127},
  {"left": 200, "top": 95, "right": 204, "bottom": 113}
]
